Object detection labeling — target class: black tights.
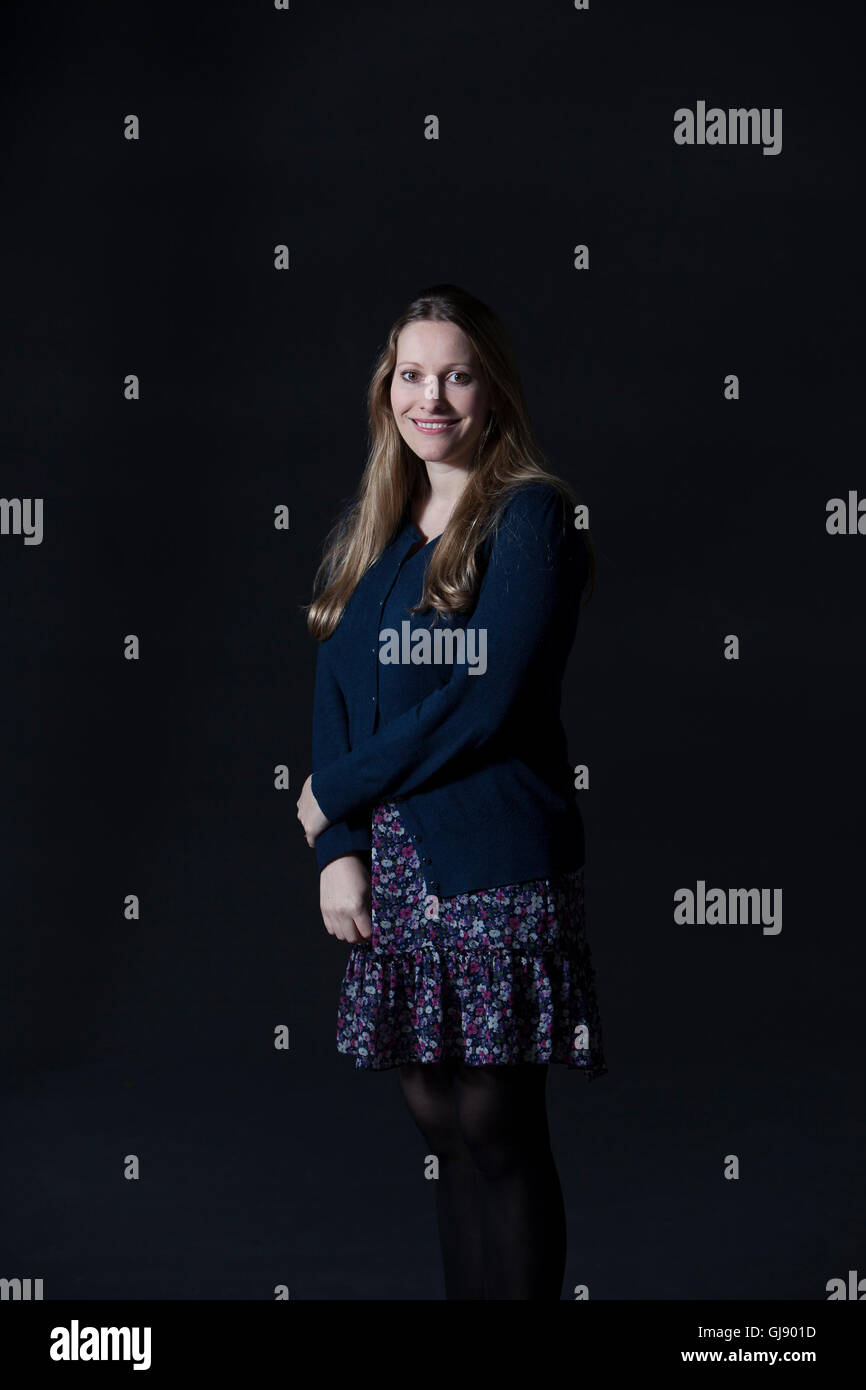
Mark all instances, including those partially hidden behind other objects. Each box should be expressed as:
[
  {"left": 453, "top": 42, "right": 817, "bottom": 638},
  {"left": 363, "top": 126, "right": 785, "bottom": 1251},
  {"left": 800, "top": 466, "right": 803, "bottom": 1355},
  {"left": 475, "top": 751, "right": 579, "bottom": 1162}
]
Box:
[{"left": 397, "top": 1060, "right": 566, "bottom": 1300}]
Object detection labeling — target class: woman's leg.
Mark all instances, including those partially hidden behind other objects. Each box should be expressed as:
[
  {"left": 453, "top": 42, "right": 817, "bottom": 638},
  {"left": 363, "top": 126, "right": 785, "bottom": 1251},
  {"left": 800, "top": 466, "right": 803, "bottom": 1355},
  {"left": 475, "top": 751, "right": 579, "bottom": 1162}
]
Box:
[
  {"left": 453, "top": 1062, "right": 566, "bottom": 1301},
  {"left": 397, "top": 1060, "right": 485, "bottom": 1300}
]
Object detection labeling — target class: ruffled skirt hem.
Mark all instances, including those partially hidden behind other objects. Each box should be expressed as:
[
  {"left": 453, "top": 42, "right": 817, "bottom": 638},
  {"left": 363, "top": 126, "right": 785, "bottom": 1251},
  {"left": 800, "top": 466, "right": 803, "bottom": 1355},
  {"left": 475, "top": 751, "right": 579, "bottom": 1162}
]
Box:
[{"left": 335, "top": 943, "right": 608, "bottom": 1078}]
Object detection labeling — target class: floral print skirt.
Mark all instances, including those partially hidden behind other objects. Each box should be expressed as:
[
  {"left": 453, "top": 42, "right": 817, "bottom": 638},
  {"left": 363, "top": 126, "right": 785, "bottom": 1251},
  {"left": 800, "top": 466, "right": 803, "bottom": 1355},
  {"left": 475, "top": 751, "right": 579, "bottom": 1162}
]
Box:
[{"left": 335, "top": 801, "right": 607, "bottom": 1077}]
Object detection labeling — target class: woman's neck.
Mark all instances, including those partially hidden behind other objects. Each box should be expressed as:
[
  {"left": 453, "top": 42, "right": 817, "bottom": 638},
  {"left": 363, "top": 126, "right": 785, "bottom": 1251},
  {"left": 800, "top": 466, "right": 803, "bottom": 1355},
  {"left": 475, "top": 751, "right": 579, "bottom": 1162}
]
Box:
[{"left": 411, "top": 471, "right": 470, "bottom": 539}]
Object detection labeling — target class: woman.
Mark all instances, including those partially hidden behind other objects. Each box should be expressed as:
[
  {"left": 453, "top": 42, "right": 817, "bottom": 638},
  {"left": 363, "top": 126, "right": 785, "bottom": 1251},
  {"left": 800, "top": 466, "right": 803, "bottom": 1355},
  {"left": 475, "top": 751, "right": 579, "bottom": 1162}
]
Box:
[{"left": 296, "top": 283, "right": 607, "bottom": 1301}]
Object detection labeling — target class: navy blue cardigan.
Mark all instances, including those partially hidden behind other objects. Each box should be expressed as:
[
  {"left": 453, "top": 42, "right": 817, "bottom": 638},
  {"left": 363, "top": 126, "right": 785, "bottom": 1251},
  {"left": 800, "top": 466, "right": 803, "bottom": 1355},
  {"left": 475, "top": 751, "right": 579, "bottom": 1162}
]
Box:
[{"left": 310, "top": 480, "right": 589, "bottom": 896}]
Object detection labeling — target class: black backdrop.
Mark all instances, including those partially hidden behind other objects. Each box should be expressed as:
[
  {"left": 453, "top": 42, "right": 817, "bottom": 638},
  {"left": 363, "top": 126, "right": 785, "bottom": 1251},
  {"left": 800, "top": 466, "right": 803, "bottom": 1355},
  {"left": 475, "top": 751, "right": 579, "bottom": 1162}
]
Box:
[{"left": 1, "top": 0, "right": 863, "bottom": 1301}]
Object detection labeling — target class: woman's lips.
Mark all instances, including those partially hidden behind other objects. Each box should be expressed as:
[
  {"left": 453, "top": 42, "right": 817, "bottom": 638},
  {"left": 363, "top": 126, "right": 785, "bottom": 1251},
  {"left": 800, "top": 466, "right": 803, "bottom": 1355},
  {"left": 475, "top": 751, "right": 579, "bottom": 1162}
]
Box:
[{"left": 411, "top": 418, "right": 459, "bottom": 433}]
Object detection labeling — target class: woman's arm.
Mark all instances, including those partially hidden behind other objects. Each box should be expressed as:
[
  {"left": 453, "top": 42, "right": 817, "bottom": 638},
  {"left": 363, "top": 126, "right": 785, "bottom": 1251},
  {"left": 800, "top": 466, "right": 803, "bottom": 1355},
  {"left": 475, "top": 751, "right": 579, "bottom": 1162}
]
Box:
[
  {"left": 311, "top": 631, "right": 372, "bottom": 872},
  {"left": 310, "top": 484, "right": 586, "bottom": 828}
]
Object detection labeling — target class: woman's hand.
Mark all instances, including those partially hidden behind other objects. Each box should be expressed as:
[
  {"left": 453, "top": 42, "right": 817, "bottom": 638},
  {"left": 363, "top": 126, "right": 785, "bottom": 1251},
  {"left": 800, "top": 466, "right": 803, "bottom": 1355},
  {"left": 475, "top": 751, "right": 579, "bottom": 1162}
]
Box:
[
  {"left": 297, "top": 774, "right": 330, "bottom": 846},
  {"left": 320, "top": 854, "right": 372, "bottom": 944}
]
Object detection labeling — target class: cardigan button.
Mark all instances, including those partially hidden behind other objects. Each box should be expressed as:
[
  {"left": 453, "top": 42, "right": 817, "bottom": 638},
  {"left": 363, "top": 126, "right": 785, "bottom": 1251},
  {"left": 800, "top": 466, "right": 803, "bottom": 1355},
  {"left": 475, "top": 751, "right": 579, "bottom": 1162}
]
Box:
[{"left": 422, "top": 855, "right": 432, "bottom": 864}]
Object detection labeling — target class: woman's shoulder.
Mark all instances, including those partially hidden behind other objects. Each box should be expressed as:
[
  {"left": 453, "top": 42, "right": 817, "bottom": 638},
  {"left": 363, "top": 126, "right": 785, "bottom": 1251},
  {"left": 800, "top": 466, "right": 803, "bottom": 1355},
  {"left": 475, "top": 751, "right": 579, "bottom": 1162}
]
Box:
[
  {"left": 483, "top": 477, "right": 588, "bottom": 587},
  {"left": 489, "top": 477, "right": 576, "bottom": 545}
]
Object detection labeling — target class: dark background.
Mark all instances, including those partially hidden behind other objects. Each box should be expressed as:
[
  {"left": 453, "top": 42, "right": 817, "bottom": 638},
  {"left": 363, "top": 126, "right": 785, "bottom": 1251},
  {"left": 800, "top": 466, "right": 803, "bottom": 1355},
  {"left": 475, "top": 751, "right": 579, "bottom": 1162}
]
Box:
[{"left": 1, "top": 0, "right": 863, "bottom": 1299}]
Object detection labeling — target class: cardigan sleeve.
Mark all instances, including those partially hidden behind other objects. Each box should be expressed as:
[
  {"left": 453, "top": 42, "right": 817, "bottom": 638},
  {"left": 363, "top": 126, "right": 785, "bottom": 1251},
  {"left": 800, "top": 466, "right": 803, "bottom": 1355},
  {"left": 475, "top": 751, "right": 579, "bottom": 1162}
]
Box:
[
  {"left": 311, "top": 628, "right": 373, "bottom": 872},
  {"left": 310, "top": 484, "right": 586, "bottom": 826}
]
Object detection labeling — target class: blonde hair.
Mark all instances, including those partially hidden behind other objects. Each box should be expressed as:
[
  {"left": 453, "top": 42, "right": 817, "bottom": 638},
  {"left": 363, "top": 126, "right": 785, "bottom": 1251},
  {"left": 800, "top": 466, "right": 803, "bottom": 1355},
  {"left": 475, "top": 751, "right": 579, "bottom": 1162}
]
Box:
[{"left": 307, "top": 283, "right": 595, "bottom": 640}]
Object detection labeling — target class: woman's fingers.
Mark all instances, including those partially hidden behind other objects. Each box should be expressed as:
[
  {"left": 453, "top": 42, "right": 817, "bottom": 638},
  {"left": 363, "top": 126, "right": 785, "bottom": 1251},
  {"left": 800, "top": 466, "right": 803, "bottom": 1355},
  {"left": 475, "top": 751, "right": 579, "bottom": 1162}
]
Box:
[
  {"left": 321, "top": 907, "right": 367, "bottom": 944},
  {"left": 319, "top": 856, "right": 372, "bottom": 944}
]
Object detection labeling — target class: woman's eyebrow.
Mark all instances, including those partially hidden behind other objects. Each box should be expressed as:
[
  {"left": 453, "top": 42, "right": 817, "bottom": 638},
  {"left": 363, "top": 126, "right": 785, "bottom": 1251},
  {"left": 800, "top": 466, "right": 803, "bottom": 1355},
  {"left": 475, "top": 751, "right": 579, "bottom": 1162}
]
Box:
[{"left": 396, "top": 360, "right": 475, "bottom": 369}]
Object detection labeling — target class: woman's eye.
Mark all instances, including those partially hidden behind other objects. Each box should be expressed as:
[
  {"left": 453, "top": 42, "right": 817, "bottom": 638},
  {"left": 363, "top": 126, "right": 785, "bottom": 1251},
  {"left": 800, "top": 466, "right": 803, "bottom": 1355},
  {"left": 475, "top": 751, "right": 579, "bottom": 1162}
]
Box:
[{"left": 399, "top": 370, "right": 472, "bottom": 384}]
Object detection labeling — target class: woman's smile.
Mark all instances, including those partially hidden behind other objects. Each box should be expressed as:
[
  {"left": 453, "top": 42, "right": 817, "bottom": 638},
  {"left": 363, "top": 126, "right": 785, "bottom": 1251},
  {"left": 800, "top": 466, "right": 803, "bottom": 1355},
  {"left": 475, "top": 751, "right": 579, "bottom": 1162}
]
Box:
[{"left": 411, "top": 418, "right": 460, "bottom": 433}]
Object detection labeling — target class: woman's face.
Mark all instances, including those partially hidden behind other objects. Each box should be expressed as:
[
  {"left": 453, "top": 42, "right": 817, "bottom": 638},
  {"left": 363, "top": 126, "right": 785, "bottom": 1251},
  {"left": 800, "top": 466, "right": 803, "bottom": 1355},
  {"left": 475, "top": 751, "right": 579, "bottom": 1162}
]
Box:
[{"left": 390, "top": 319, "right": 492, "bottom": 469}]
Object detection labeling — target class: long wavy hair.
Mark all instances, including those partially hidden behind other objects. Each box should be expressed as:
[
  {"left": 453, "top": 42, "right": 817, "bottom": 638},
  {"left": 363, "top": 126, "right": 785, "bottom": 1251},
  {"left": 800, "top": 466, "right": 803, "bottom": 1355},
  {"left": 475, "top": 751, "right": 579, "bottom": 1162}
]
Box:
[{"left": 306, "top": 283, "right": 595, "bottom": 640}]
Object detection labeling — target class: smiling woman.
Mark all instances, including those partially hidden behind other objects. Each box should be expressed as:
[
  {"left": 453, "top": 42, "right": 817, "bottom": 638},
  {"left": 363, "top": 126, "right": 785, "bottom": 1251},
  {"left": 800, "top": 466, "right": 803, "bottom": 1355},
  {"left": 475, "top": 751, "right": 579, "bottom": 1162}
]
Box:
[{"left": 296, "top": 283, "right": 605, "bottom": 1302}]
